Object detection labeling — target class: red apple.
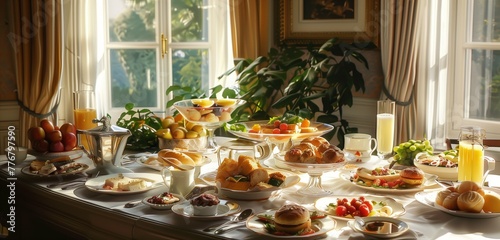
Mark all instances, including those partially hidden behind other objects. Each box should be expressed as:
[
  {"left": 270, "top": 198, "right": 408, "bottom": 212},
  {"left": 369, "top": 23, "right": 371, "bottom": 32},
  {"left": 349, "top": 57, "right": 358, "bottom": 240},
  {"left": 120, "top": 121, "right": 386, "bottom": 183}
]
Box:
[
  {"left": 49, "top": 141, "right": 64, "bottom": 152},
  {"left": 60, "top": 123, "right": 77, "bottom": 135},
  {"left": 40, "top": 119, "right": 55, "bottom": 134},
  {"left": 28, "top": 127, "right": 45, "bottom": 141},
  {"left": 32, "top": 139, "right": 49, "bottom": 152},
  {"left": 47, "top": 130, "right": 63, "bottom": 142},
  {"left": 62, "top": 132, "right": 77, "bottom": 151}
]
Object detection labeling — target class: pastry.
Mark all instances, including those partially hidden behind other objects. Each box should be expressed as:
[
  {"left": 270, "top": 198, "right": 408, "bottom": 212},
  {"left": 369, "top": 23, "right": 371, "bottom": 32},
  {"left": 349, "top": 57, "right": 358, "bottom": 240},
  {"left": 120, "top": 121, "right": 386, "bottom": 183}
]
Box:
[{"left": 457, "top": 191, "right": 485, "bottom": 213}]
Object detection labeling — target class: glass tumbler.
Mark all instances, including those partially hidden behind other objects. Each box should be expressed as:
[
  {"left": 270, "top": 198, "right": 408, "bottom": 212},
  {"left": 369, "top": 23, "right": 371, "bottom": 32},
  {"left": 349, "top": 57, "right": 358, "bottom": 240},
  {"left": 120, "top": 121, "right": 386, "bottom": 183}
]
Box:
[
  {"left": 376, "top": 100, "right": 395, "bottom": 159},
  {"left": 73, "top": 90, "right": 98, "bottom": 150}
]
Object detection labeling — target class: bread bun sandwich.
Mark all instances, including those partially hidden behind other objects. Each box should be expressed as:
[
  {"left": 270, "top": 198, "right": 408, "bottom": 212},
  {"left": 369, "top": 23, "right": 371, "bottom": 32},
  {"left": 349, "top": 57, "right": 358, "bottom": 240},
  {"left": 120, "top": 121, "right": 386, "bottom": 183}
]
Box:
[
  {"left": 399, "top": 167, "right": 424, "bottom": 185},
  {"left": 274, "top": 204, "right": 312, "bottom": 234}
]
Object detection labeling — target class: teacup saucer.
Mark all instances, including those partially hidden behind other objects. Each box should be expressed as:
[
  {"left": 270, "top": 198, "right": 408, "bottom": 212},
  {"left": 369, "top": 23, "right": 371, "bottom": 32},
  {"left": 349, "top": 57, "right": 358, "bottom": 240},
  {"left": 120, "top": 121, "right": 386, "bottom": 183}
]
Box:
[{"left": 171, "top": 202, "right": 239, "bottom": 220}]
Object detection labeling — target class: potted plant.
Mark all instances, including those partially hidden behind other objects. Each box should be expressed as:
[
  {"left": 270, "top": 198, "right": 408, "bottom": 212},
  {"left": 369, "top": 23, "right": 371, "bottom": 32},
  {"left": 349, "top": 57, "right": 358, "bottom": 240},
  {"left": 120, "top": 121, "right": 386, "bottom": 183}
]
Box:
[
  {"left": 116, "top": 103, "right": 163, "bottom": 151},
  {"left": 166, "top": 38, "right": 375, "bottom": 148}
]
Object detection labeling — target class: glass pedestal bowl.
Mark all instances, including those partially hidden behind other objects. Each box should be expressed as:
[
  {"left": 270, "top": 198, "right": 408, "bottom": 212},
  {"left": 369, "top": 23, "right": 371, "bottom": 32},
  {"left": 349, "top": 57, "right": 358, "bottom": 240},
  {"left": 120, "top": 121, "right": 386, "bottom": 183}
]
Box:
[
  {"left": 275, "top": 154, "right": 347, "bottom": 197},
  {"left": 173, "top": 99, "right": 245, "bottom": 153},
  {"left": 228, "top": 120, "right": 334, "bottom": 154}
]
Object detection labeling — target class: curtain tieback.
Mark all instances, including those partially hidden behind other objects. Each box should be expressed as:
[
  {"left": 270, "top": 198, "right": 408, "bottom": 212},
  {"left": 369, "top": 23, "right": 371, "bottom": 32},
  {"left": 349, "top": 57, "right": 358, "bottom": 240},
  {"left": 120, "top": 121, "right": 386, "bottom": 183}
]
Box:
[
  {"left": 381, "top": 81, "right": 414, "bottom": 106},
  {"left": 16, "top": 98, "right": 60, "bottom": 119}
]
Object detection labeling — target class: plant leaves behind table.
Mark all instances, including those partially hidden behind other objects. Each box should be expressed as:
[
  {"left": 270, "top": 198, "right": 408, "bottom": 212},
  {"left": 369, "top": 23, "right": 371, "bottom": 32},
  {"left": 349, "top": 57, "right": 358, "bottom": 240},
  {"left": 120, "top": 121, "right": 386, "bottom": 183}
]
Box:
[{"left": 116, "top": 103, "right": 162, "bottom": 151}]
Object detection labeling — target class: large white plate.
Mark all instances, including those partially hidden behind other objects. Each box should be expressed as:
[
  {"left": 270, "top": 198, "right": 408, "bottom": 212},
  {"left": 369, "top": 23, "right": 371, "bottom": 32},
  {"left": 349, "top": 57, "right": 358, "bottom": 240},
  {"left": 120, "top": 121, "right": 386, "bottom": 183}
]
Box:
[
  {"left": 171, "top": 201, "right": 240, "bottom": 220},
  {"left": 84, "top": 173, "right": 162, "bottom": 195},
  {"left": 246, "top": 209, "right": 336, "bottom": 238},
  {"left": 415, "top": 188, "right": 500, "bottom": 218},
  {"left": 339, "top": 171, "right": 438, "bottom": 193},
  {"left": 199, "top": 168, "right": 301, "bottom": 200},
  {"left": 21, "top": 163, "right": 89, "bottom": 177},
  {"left": 314, "top": 195, "right": 406, "bottom": 221}
]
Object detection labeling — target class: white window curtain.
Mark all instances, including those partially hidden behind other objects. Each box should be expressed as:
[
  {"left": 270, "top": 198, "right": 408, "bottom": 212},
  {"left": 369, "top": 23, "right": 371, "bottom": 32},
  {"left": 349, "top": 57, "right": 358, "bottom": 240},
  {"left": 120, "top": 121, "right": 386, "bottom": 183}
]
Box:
[{"left": 420, "top": 0, "right": 451, "bottom": 150}]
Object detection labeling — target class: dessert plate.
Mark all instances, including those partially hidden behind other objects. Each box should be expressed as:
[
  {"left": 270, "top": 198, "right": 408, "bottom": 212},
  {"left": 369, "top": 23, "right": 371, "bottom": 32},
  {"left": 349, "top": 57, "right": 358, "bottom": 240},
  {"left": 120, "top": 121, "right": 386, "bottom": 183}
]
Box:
[
  {"left": 142, "top": 193, "right": 185, "bottom": 210},
  {"left": 171, "top": 201, "right": 240, "bottom": 220},
  {"left": 21, "top": 163, "right": 89, "bottom": 177},
  {"left": 339, "top": 172, "right": 438, "bottom": 193},
  {"left": 314, "top": 195, "right": 406, "bottom": 221},
  {"left": 415, "top": 188, "right": 500, "bottom": 218},
  {"left": 84, "top": 173, "right": 162, "bottom": 195},
  {"left": 246, "top": 209, "right": 336, "bottom": 238}
]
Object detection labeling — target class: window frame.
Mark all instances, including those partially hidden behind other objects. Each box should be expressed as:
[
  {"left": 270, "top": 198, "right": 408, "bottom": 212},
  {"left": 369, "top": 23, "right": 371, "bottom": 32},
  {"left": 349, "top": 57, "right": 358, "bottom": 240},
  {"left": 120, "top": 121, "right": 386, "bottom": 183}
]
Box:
[{"left": 449, "top": 0, "right": 500, "bottom": 140}]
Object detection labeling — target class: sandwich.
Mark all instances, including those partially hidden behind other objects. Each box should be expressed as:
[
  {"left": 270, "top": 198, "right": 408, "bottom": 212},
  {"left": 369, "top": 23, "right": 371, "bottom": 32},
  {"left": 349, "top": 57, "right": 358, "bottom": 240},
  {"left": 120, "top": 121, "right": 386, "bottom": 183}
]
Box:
[{"left": 273, "top": 204, "right": 313, "bottom": 235}]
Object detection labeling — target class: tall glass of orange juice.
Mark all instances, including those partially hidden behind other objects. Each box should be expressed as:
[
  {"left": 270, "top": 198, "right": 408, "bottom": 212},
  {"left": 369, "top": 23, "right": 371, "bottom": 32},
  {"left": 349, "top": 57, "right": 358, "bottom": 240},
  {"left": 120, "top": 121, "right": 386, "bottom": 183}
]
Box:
[
  {"left": 74, "top": 90, "right": 98, "bottom": 150},
  {"left": 458, "top": 126, "right": 485, "bottom": 185}
]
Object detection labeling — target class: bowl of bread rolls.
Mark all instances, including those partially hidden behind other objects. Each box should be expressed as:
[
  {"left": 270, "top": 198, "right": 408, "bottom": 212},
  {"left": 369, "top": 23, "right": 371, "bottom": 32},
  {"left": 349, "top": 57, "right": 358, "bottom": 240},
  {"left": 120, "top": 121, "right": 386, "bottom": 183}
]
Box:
[
  {"left": 140, "top": 149, "right": 210, "bottom": 177},
  {"left": 211, "top": 155, "right": 300, "bottom": 200}
]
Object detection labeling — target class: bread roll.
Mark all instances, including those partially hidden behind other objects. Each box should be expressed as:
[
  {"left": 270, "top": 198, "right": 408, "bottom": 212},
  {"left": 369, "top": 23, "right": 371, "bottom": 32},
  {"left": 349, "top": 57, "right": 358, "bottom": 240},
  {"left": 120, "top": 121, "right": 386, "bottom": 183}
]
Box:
[
  {"left": 237, "top": 155, "right": 259, "bottom": 176},
  {"left": 321, "top": 148, "right": 345, "bottom": 163},
  {"left": 301, "top": 149, "right": 317, "bottom": 163},
  {"left": 249, "top": 168, "right": 269, "bottom": 186},
  {"left": 456, "top": 181, "right": 482, "bottom": 194},
  {"left": 436, "top": 189, "right": 454, "bottom": 206},
  {"left": 285, "top": 148, "right": 302, "bottom": 162},
  {"left": 157, "top": 149, "right": 195, "bottom": 166},
  {"left": 442, "top": 192, "right": 461, "bottom": 210},
  {"left": 457, "top": 191, "right": 485, "bottom": 213},
  {"left": 301, "top": 137, "right": 329, "bottom": 147},
  {"left": 181, "top": 151, "right": 203, "bottom": 165}
]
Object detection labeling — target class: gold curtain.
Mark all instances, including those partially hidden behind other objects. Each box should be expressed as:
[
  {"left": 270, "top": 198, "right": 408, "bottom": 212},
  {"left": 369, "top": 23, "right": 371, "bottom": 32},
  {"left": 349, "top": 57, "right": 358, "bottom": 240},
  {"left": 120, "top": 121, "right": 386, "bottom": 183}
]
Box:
[
  {"left": 9, "top": 0, "right": 63, "bottom": 147},
  {"left": 380, "top": 0, "right": 424, "bottom": 144},
  {"left": 229, "top": 0, "right": 270, "bottom": 60}
]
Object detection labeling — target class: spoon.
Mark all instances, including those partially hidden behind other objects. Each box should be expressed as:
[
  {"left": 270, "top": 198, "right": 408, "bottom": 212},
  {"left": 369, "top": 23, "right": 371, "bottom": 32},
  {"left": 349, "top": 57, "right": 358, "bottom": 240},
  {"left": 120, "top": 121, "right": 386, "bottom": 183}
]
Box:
[
  {"left": 203, "top": 208, "right": 253, "bottom": 232},
  {"left": 161, "top": 157, "right": 189, "bottom": 171}
]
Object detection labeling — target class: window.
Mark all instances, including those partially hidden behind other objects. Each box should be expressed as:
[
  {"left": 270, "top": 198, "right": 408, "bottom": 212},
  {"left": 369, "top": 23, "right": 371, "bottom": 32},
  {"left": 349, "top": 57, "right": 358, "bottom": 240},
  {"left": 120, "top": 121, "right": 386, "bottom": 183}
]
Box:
[
  {"left": 450, "top": 0, "right": 500, "bottom": 140},
  {"left": 95, "top": 0, "right": 232, "bottom": 121}
]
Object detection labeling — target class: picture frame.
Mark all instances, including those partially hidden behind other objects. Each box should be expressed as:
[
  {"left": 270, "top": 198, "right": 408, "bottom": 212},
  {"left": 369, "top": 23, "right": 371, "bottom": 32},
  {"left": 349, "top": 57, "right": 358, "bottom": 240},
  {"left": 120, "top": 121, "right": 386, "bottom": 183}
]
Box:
[{"left": 278, "top": 0, "right": 380, "bottom": 46}]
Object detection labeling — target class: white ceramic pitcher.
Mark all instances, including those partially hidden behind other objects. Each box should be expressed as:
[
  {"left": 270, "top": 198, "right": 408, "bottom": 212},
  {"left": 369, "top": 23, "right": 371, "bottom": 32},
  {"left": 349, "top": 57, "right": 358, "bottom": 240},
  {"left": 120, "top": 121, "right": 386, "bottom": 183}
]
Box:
[{"left": 161, "top": 164, "right": 195, "bottom": 197}]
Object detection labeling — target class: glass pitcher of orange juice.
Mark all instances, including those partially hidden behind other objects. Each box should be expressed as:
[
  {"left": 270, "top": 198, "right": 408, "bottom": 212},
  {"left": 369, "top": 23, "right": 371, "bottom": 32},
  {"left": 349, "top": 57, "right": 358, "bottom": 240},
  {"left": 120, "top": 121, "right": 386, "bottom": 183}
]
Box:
[
  {"left": 458, "top": 126, "right": 486, "bottom": 185},
  {"left": 74, "top": 90, "right": 98, "bottom": 149}
]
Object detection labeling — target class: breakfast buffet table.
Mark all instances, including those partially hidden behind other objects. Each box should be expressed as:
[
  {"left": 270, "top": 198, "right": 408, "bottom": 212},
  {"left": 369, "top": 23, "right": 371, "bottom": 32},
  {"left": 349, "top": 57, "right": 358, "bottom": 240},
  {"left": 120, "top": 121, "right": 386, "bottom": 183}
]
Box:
[{"left": 1, "top": 137, "right": 500, "bottom": 240}]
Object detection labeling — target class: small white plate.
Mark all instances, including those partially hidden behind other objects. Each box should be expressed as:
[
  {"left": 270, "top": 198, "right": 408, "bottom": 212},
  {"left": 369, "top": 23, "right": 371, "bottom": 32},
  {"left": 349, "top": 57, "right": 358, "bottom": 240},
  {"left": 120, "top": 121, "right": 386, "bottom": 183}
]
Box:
[
  {"left": 171, "top": 201, "right": 239, "bottom": 220},
  {"left": 340, "top": 171, "right": 438, "bottom": 193},
  {"left": 314, "top": 195, "right": 406, "bottom": 221},
  {"left": 84, "top": 173, "right": 162, "bottom": 195},
  {"left": 348, "top": 216, "right": 409, "bottom": 239},
  {"left": 415, "top": 188, "right": 500, "bottom": 218},
  {"left": 246, "top": 209, "right": 336, "bottom": 238},
  {"left": 142, "top": 193, "right": 185, "bottom": 210}
]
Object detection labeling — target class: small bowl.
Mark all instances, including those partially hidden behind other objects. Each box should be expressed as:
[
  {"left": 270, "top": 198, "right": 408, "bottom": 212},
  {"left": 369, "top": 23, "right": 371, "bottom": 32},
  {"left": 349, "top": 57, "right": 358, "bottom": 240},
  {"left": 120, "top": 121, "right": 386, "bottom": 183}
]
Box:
[
  {"left": 158, "top": 137, "right": 207, "bottom": 151},
  {"left": 414, "top": 152, "right": 458, "bottom": 181},
  {"left": 192, "top": 204, "right": 219, "bottom": 216},
  {"left": 5, "top": 147, "right": 28, "bottom": 164},
  {"left": 350, "top": 216, "right": 409, "bottom": 239}
]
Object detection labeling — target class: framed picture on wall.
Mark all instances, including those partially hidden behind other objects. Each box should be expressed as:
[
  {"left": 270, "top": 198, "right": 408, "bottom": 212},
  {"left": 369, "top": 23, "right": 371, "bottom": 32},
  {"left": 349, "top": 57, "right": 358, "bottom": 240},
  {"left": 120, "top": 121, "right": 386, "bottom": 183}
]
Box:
[{"left": 279, "top": 0, "right": 380, "bottom": 46}]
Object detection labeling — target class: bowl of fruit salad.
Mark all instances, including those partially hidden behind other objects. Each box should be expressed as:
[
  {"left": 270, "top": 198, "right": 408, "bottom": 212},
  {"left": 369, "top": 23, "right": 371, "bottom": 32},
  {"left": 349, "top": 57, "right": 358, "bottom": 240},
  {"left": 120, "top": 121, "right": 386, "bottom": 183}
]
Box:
[{"left": 413, "top": 151, "right": 458, "bottom": 181}]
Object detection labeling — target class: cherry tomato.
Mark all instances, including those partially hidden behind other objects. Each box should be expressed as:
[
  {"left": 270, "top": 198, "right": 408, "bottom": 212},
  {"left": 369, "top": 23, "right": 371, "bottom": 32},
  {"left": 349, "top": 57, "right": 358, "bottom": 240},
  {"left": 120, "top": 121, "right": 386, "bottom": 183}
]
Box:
[
  {"left": 359, "top": 204, "right": 370, "bottom": 217},
  {"left": 279, "top": 123, "right": 288, "bottom": 132},
  {"left": 336, "top": 205, "right": 347, "bottom": 216},
  {"left": 346, "top": 205, "right": 356, "bottom": 214},
  {"left": 351, "top": 210, "right": 361, "bottom": 217},
  {"left": 272, "top": 128, "right": 281, "bottom": 134},
  {"left": 273, "top": 120, "right": 281, "bottom": 128},
  {"left": 363, "top": 200, "right": 374, "bottom": 211}
]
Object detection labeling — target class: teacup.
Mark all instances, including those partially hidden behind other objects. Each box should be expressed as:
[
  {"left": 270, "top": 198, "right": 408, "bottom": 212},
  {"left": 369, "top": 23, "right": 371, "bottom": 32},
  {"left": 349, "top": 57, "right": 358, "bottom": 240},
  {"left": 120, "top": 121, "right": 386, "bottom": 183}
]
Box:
[
  {"left": 344, "top": 133, "right": 377, "bottom": 160},
  {"left": 216, "top": 139, "right": 271, "bottom": 164},
  {"left": 161, "top": 164, "right": 195, "bottom": 197},
  {"left": 4, "top": 146, "right": 28, "bottom": 164}
]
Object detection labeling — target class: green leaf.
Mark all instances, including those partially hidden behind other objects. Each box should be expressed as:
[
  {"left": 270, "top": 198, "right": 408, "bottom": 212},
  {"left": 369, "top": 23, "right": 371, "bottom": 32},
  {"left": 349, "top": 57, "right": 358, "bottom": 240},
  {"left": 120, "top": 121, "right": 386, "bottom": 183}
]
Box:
[{"left": 125, "top": 103, "right": 135, "bottom": 111}]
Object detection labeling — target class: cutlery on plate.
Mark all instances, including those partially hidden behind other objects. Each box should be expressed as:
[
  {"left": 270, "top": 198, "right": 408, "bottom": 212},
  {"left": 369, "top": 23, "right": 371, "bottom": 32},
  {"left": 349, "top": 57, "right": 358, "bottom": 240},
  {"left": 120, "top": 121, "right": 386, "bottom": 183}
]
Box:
[
  {"left": 214, "top": 221, "right": 246, "bottom": 234},
  {"left": 203, "top": 208, "right": 253, "bottom": 232}
]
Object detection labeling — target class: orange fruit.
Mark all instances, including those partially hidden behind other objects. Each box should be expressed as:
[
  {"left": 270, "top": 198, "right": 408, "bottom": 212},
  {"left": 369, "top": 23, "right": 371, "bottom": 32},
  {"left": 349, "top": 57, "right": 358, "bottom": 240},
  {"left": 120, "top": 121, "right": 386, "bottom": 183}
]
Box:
[{"left": 483, "top": 192, "right": 500, "bottom": 213}]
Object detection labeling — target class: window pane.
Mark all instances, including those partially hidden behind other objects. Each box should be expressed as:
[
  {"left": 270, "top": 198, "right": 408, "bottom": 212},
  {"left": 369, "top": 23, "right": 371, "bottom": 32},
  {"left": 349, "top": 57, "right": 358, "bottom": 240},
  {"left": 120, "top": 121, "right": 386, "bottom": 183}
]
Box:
[
  {"left": 110, "top": 49, "right": 158, "bottom": 108},
  {"left": 171, "top": 0, "right": 208, "bottom": 42},
  {"left": 471, "top": 0, "right": 500, "bottom": 42},
  {"left": 468, "top": 49, "right": 500, "bottom": 121},
  {"left": 108, "top": 0, "right": 156, "bottom": 42},
  {"left": 171, "top": 49, "right": 208, "bottom": 96}
]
